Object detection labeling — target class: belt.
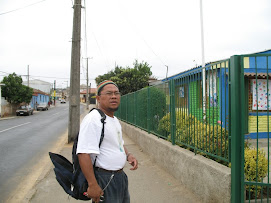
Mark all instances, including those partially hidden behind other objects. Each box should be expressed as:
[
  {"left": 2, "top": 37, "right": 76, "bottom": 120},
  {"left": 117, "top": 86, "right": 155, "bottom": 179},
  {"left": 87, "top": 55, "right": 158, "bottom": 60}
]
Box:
[{"left": 94, "top": 167, "right": 123, "bottom": 173}]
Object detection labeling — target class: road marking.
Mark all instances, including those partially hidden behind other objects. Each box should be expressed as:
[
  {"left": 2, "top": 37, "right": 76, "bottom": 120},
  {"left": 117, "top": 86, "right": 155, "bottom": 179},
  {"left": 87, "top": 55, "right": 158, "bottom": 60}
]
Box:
[
  {"left": 0, "top": 122, "right": 31, "bottom": 133},
  {"left": 52, "top": 112, "right": 60, "bottom": 116}
]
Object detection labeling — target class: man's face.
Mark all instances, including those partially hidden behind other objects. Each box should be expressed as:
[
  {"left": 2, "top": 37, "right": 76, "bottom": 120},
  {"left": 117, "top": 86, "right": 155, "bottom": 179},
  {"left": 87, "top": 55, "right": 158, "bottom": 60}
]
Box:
[{"left": 97, "top": 84, "right": 121, "bottom": 112}]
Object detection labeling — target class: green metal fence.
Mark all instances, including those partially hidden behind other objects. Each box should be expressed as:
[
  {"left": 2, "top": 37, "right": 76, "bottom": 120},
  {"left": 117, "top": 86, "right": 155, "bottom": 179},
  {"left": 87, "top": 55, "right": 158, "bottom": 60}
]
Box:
[
  {"left": 115, "top": 53, "right": 271, "bottom": 202},
  {"left": 239, "top": 54, "right": 271, "bottom": 202},
  {"left": 117, "top": 82, "right": 170, "bottom": 138},
  {"left": 116, "top": 59, "right": 230, "bottom": 163}
]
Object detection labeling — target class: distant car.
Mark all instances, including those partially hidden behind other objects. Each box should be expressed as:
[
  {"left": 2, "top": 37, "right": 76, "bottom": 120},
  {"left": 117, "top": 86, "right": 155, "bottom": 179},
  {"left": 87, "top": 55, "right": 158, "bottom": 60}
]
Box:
[
  {"left": 16, "top": 105, "right": 34, "bottom": 116},
  {"left": 60, "top": 99, "right": 66, "bottom": 103},
  {"left": 37, "top": 102, "right": 49, "bottom": 111}
]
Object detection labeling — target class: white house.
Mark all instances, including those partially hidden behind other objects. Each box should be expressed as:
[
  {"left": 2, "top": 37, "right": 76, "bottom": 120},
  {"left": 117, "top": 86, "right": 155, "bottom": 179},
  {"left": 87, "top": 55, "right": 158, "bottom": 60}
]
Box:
[{"left": 23, "top": 79, "right": 52, "bottom": 94}]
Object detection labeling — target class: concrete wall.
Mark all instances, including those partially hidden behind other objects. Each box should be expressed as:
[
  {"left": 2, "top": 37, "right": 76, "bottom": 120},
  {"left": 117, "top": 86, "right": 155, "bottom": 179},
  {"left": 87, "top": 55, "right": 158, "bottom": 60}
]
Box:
[
  {"left": 1, "top": 98, "right": 19, "bottom": 117},
  {"left": 121, "top": 121, "right": 231, "bottom": 203}
]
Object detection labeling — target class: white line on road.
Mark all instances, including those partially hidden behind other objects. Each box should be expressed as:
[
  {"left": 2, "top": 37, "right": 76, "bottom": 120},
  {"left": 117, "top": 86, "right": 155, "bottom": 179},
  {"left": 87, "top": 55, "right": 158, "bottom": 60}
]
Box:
[{"left": 0, "top": 122, "right": 31, "bottom": 133}]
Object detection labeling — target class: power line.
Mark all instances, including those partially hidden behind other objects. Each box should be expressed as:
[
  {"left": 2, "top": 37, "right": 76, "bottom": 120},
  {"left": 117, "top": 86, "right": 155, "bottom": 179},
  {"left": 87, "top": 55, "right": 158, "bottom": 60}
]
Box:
[
  {"left": 1, "top": 70, "right": 95, "bottom": 81},
  {"left": 117, "top": 1, "right": 168, "bottom": 67},
  {"left": 92, "top": 31, "right": 110, "bottom": 70},
  {"left": 81, "top": 0, "right": 88, "bottom": 78},
  {"left": 83, "top": 0, "right": 88, "bottom": 57},
  {"left": 0, "top": 0, "right": 47, "bottom": 16}
]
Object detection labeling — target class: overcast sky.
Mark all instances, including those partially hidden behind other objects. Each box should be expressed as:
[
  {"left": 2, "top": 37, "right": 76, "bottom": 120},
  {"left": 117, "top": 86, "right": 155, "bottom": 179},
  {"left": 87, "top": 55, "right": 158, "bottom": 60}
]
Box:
[{"left": 0, "top": 0, "right": 270, "bottom": 88}]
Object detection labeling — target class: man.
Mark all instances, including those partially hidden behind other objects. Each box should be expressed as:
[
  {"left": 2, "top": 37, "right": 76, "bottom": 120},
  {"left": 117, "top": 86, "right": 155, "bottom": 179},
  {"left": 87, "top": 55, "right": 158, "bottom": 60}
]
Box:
[{"left": 77, "top": 80, "right": 138, "bottom": 203}]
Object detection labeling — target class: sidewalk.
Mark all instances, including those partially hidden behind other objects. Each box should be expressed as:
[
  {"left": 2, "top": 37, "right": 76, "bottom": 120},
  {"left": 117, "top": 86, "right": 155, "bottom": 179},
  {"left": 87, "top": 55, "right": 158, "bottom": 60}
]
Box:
[{"left": 27, "top": 132, "right": 201, "bottom": 203}]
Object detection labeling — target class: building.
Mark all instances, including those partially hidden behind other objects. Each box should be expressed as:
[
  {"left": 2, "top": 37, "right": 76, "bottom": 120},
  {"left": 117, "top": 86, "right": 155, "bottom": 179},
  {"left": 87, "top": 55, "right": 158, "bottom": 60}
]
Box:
[
  {"left": 23, "top": 79, "right": 52, "bottom": 94},
  {"left": 162, "top": 49, "right": 271, "bottom": 139},
  {"left": 31, "top": 89, "right": 50, "bottom": 109},
  {"left": 80, "top": 88, "right": 97, "bottom": 104}
]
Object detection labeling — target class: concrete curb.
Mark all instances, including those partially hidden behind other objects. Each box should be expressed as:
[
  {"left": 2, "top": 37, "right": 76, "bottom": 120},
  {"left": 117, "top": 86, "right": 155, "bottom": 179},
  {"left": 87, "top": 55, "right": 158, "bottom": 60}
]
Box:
[{"left": 0, "top": 116, "right": 16, "bottom": 121}]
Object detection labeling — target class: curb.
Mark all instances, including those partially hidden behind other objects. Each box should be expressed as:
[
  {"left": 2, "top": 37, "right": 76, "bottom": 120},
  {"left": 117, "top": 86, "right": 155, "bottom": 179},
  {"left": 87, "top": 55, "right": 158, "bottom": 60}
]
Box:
[{"left": 0, "top": 117, "right": 16, "bottom": 121}]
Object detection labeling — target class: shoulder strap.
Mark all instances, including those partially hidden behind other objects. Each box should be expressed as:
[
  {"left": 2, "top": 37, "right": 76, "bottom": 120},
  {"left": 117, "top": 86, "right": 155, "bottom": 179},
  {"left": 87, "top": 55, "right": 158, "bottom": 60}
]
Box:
[
  {"left": 72, "top": 108, "right": 106, "bottom": 185},
  {"left": 90, "top": 108, "right": 106, "bottom": 167},
  {"left": 95, "top": 109, "right": 106, "bottom": 148}
]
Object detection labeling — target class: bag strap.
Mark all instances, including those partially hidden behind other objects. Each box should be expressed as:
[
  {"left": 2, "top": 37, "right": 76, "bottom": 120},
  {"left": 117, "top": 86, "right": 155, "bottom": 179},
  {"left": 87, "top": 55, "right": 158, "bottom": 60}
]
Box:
[
  {"left": 91, "top": 108, "right": 106, "bottom": 167},
  {"left": 74, "top": 108, "right": 106, "bottom": 181}
]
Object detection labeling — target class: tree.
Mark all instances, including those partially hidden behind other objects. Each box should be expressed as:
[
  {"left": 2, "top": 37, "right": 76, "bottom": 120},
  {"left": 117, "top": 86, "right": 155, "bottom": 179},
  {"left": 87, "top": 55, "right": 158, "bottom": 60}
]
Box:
[
  {"left": 1, "top": 73, "right": 33, "bottom": 104},
  {"left": 95, "top": 60, "right": 153, "bottom": 95}
]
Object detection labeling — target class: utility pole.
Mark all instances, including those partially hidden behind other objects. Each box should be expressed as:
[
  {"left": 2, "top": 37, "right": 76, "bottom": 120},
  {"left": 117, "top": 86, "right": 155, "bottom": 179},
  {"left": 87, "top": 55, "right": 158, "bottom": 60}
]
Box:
[
  {"left": 54, "top": 80, "right": 56, "bottom": 106},
  {"left": 86, "top": 58, "right": 89, "bottom": 110},
  {"left": 165, "top": 65, "right": 169, "bottom": 80},
  {"left": 83, "top": 57, "right": 92, "bottom": 110},
  {"left": 27, "top": 65, "right": 29, "bottom": 87},
  {"left": 68, "top": 0, "right": 82, "bottom": 143},
  {"left": 0, "top": 84, "right": 4, "bottom": 118},
  {"left": 200, "top": 0, "right": 206, "bottom": 118}
]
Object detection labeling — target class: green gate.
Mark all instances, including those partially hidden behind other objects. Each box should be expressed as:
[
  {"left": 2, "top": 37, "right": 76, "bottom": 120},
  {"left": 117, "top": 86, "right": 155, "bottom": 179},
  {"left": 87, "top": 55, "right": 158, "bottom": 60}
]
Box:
[{"left": 231, "top": 54, "right": 271, "bottom": 202}]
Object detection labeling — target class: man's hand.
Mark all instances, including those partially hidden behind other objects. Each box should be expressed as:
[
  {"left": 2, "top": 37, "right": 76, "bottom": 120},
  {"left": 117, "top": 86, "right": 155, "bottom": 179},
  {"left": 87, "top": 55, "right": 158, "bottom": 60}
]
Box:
[
  {"left": 84, "top": 183, "right": 104, "bottom": 203},
  {"left": 78, "top": 153, "right": 103, "bottom": 202},
  {"left": 127, "top": 153, "right": 138, "bottom": 170}
]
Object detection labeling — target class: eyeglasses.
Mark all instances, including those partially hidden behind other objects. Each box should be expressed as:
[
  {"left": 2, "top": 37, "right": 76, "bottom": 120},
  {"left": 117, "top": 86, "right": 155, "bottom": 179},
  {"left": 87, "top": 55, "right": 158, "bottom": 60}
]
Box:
[{"left": 100, "top": 91, "right": 121, "bottom": 97}]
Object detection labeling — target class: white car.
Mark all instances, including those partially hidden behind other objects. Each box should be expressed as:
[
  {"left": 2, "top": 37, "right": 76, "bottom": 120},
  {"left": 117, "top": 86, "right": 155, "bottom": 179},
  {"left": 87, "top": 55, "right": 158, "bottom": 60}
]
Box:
[
  {"left": 60, "top": 99, "right": 66, "bottom": 103},
  {"left": 37, "top": 102, "right": 49, "bottom": 111}
]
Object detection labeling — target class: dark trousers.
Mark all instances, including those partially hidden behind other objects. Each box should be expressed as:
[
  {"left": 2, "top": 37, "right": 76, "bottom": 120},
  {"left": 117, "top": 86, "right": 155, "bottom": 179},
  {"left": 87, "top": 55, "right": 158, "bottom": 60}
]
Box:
[{"left": 94, "top": 169, "right": 130, "bottom": 203}]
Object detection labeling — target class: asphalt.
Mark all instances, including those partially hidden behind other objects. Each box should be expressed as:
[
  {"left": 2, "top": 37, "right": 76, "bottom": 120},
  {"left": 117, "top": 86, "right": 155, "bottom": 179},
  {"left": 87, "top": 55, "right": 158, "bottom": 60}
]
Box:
[{"left": 5, "top": 105, "right": 202, "bottom": 203}]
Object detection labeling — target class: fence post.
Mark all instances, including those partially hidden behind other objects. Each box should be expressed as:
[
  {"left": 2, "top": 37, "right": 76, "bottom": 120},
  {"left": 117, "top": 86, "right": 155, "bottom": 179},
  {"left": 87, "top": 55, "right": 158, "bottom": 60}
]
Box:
[
  {"left": 134, "top": 92, "right": 136, "bottom": 125},
  {"left": 147, "top": 87, "right": 150, "bottom": 133},
  {"left": 170, "top": 80, "right": 176, "bottom": 145},
  {"left": 230, "top": 55, "right": 244, "bottom": 203}
]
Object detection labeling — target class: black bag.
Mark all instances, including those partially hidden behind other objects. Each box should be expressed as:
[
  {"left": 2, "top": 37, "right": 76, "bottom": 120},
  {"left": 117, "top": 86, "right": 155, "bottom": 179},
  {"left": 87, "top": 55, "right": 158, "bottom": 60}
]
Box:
[{"left": 49, "top": 108, "right": 106, "bottom": 200}]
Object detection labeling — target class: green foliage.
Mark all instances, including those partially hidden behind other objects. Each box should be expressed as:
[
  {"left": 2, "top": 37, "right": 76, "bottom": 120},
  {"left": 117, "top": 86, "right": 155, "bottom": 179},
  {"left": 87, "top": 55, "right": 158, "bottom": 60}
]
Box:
[
  {"left": 158, "top": 110, "right": 269, "bottom": 199},
  {"left": 1, "top": 73, "right": 33, "bottom": 104},
  {"left": 95, "top": 60, "right": 152, "bottom": 95},
  {"left": 244, "top": 147, "right": 268, "bottom": 198},
  {"left": 158, "top": 109, "right": 229, "bottom": 159},
  {"left": 137, "top": 86, "right": 167, "bottom": 130},
  {"left": 157, "top": 112, "right": 171, "bottom": 136}
]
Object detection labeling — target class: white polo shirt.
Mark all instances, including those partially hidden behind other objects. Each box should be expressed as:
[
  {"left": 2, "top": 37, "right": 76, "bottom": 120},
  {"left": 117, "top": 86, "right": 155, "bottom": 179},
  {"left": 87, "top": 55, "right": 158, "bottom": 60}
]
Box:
[{"left": 76, "top": 109, "right": 126, "bottom": 170}]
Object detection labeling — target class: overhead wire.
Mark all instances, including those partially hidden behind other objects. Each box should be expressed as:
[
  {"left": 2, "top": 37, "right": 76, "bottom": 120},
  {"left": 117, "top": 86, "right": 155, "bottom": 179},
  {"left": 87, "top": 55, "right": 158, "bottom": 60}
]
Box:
[
  {"left": 86, "top": 2, "right": 110, "bottom": 70},
  {"left": 82, "top": 0, "right": 88, "bottom": 80},
  {"left": 92, "top": 31, "right": 110, "bottom": 70},
  {"left": 0, "top": 0, "right": 47, "bottom": 16},
  {"left": 0, "top": 69, "right": 92, "bottom": 81},
  {"left": 116, "top": 0, "right": 168, "bottom": 70}
]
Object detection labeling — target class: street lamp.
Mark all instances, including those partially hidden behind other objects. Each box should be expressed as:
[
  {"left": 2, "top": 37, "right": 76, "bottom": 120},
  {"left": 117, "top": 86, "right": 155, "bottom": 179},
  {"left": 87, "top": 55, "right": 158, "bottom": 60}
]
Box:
[
  {"left": 199, "top": 0, "right": 206, "bottom": 118},
  {"left": 0, "top": 83, "right": 5, "bottom": 118}
]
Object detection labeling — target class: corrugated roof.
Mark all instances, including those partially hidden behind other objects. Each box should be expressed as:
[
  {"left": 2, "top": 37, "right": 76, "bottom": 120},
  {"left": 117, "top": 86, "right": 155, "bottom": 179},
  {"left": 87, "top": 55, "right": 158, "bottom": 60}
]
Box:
[{"left": 32, "top": 88, "right": 49, "bottom": 96}]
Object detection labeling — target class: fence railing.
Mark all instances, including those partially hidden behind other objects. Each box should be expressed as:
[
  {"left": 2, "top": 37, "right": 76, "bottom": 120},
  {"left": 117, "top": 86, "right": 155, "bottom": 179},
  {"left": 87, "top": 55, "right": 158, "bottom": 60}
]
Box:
[
  {"left": 116, "top": 59, "right": 230, "bottom": 164},
  {"left": 115, "top": 53, "right": 271, "bottom": 202},
  {"left": 240, "top": 54, "right": 271, "bottom": 202}
]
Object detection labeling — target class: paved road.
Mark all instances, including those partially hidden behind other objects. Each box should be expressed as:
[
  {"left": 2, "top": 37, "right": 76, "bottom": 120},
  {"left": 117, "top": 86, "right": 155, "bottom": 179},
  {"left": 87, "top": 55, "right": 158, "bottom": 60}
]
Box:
[{"left": 0, "top": 102, "right": 85, "bottom": 202}]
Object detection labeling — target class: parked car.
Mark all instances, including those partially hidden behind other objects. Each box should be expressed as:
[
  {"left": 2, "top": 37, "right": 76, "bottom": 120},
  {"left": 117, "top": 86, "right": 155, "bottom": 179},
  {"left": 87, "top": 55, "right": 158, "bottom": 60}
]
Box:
[
  {"left": 60, "top": 99, "right": 66, "bottom": 103},
  {"left": 37, "top": 102, "right": 49, "bottom": 111},
  {"left": 16, "top": 105, "right": 34, "bottom": 116}
]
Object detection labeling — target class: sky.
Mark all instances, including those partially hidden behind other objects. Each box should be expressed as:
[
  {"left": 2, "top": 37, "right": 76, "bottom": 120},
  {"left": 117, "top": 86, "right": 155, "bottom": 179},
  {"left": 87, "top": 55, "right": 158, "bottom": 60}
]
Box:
[{"left": 0, "top": 0, "right": 271, "bottom": 88}]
